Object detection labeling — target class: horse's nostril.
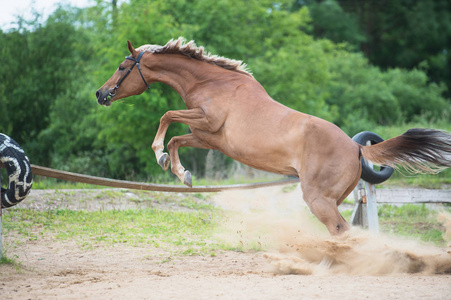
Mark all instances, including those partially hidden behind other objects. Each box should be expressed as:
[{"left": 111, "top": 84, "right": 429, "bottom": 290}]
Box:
[{"left": 96, "top": 90, "right": 101, "bottom": 100}]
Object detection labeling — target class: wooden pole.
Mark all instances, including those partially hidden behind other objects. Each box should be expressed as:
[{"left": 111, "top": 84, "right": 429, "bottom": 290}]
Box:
[
  {"left": 365, "top": 180, "right": 379, "bottom": 232},
  {"left": 29, "top": 164, "right": 298, "bottom": 193},
  {"left": 350, "top": 179, "right": 379, "bottom": 232},
  {"left": 351, "top": 140, "right": 380, "bottom": 232}
]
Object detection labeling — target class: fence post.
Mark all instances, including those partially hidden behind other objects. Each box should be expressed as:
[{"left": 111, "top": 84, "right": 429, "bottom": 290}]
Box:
[
  {"left": 350, "top": 179, "right": 379, "bottom": 232},
  {"left": 350, "top": 138, "right": 380, "bottom": 232}
]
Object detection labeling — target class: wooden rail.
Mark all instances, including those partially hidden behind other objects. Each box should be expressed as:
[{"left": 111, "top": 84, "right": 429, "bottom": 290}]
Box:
[
  {"left": 29, "top": 164, "right": 299, "bottom": 192},
  {"left": 376, "top": 189, "right": 451, "bottom": 204}
]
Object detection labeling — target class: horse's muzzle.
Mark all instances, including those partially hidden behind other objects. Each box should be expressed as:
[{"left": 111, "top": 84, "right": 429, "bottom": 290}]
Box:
[{"left": 96, "top": 88, "right": 115, "bottom": 106}]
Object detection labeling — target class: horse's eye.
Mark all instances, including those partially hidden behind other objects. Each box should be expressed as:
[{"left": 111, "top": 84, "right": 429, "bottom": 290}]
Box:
[{"left": 118, "top": 66, "right": 125, "bottom": 71}]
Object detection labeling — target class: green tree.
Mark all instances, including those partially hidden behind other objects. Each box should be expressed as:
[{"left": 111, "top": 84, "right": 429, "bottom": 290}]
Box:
[
  {"left": 306, "top": 0, "right": 366, "bottom": 48},
  {"left": 324, "top": 51, "right": 449, "bottom": 135},
  {"left": 0, "top": 6, "right": 93, "bottom": 165},
  {"left": 303, "top": 0, "right": 451, "bottom": 98}
]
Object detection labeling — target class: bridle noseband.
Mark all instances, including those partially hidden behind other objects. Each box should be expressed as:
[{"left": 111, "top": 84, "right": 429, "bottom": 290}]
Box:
[{"left": 112, "top": 51, "right": 151, "bottom": 94}]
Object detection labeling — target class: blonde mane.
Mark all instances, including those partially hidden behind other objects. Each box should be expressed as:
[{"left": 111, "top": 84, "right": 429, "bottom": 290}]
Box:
[{"left": 136, "top": 37, "right": 253, "bottom": 77}]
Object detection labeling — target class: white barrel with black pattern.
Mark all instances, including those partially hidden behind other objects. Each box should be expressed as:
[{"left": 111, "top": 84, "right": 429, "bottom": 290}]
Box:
[{"left": 0, "top": 134, "right": 33, "bottom": 208}]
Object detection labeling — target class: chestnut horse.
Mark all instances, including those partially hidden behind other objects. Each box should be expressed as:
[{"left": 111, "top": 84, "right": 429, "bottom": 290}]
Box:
[{"left": 96, "top": 38, "right": 451, "bottom": 235}]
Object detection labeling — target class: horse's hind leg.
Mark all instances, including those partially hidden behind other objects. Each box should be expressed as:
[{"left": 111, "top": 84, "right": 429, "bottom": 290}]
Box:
[
  {"left": 167, "top": 133, "right": 212, "bottom": 187},
  {"left": 304, "top": 195, "right": 350, "bottom": 235},
  {"left": 299, "top": 159, "right": 360, "bottom": 235},
  {"left": 151, "top": 108, "right": 213, "bottom": 171}
]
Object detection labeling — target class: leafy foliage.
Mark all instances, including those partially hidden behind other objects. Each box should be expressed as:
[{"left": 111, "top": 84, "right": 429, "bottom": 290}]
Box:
[
  {"left": 308, "top": 0, "right": 451, "bottom": 98},
  {"left": 0, "top": 0, "right": 449, "bottom": 181}
]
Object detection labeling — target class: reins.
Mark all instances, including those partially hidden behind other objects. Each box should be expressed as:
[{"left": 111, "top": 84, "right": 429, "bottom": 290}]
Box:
[{"left": 113, "top": 51, "right": 150, "bottom": 93}]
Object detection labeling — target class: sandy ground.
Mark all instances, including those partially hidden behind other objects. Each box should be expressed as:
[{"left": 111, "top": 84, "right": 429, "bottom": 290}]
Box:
[{"left": 1, "top": 185, "right": 451, "bottom": 299}]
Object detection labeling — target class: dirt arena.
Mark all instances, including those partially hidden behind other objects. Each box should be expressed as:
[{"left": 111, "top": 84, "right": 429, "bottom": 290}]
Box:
[{"left": 1, "top": 185, "right": 451, "bottom": 299}]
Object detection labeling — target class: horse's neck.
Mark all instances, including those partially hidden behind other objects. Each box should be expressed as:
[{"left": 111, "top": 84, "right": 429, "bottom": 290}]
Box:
[{"left": 149, "top": 54, "right": 226, "bottom": 99}]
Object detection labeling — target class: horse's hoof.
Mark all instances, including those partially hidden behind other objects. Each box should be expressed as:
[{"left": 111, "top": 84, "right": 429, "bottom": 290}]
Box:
[
  {"left": 183, "top": 171, "right": 192, "bottom": 188},
  {"left": 158, "top": 153, "right": 170, "bottom": 171}
]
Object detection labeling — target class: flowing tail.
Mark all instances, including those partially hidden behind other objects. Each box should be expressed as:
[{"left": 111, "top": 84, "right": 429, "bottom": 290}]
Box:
[{"left": 360, "top": 128, "right": 451, "bottom": 174}]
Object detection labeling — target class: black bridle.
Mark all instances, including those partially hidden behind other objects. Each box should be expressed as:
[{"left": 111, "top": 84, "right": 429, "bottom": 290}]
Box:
[{"left": 112, "top": 51, "right": 151, "bottom": 94}]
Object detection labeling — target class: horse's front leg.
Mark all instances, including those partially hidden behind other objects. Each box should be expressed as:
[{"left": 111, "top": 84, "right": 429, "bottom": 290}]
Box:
[
  {"left": 152, "top": 117, "right": 171, "bottom": 171},
  {"left": 167, "top": 133, "right": 212, "bottom": 187},
  {"left": 151, "top": 108, "right": 210, "bottom": 171}
]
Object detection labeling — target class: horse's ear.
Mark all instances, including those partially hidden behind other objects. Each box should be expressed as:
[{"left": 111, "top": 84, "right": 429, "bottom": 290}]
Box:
[{"left": 127, "top": 40, "right": 138, "bottom": 57}]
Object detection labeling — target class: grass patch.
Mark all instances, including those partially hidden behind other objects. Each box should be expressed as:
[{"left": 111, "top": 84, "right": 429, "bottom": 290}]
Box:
[
  {"left": 1, "top": 255, "right": 16, "bottom": 265},
  {"left": 342, "top": 203, "right": 450, "bottom": 246},
  {"left": 378, "top": 170, "right": 451, "bottom": 189},
  {"left": 0, "top": 252, "right": 23, "bottom": 271},
  {"left": 2, "top": 207, "right": 223, "bottom": 255},
  {"left": 377, "top": 204, "right": 449, "bottom": 245},
  {"left": 281, "top": 184, "right": 298, "bottom": 193}
]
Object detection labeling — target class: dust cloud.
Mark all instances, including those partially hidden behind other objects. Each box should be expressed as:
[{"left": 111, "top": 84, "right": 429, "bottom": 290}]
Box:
[{"left": 213, "top": 185, "right": 451, "bottom": 276}]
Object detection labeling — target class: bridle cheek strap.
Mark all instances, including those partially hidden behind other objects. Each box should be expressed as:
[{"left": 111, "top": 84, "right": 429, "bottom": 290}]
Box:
[{"left": 113, "top": 51, "right": 150, "bottom": 92}]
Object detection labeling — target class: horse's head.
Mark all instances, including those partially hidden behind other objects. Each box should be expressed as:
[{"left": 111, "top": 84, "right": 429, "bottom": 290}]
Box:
[{"left": 96, "top": 41, "right": 152, "bottom": 106}]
